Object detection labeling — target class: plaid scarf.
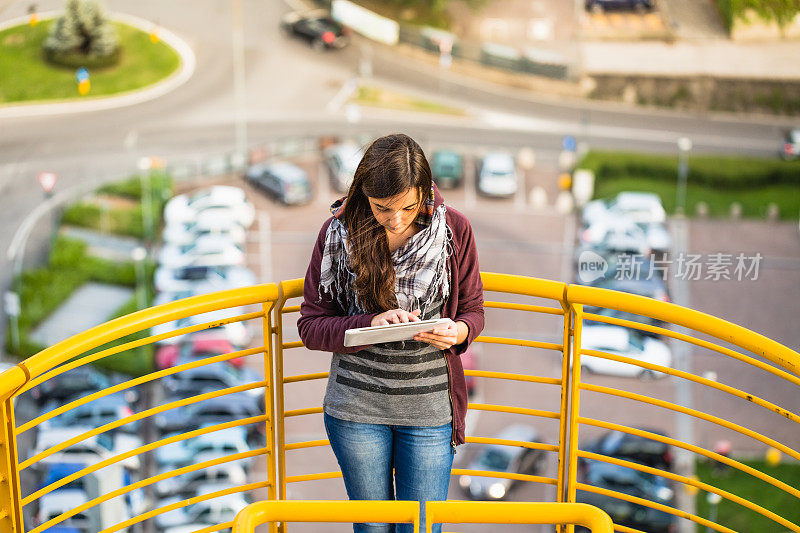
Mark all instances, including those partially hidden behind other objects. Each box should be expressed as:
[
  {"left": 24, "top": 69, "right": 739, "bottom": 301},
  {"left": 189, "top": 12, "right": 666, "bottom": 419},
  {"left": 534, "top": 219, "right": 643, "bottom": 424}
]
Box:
[{"left": 319, "top": 190, "right": 452, "bottom": 316}]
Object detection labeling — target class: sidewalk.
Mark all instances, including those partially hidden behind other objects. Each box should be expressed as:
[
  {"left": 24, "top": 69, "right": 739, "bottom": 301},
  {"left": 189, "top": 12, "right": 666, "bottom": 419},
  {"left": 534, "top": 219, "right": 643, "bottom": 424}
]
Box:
[{"left": 581, "top": 40, "right": 800, "bottom": 79}]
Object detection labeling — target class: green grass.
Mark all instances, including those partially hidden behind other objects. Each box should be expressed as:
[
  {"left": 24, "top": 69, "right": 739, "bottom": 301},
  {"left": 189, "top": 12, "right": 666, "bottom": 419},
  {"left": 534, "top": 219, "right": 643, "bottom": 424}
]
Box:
[
  {"left": 0, "top": 19, "right": 180, "bottom": 104},
  {"left": 353, "top": 85, "right": 466, "bottom": 116},
  {"left": 696, "top": 458, "right": 800, "bottom": 531}
]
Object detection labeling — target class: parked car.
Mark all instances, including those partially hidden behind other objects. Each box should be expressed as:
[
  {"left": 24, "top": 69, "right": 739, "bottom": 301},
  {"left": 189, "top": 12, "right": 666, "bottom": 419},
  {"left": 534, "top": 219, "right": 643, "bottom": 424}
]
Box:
[
  {"left": 45, "top": 392, "right": 139, "bottom": 435},
  {"left": 431, "top": 150, "right": 464, "bottom": 189},
  {"left": 156, "top": 394, "right": 263, "bottom": 440},
  {"left": 32, "top": 427, "right": 141, "bottom": 470},
  {"left": 582, "top": 429, "right": 673, "bottom": 471},
  {"left": 577, "top": 216, "right": 651, "bottom": 257},
  {"left": 164, "top": 186, "right": 254, "bottom": 228},
  {"left": 162, "top": 210, "right": 248, "bottom": 247},
  {"left": 585, "top": 0, "right": 655, "bottom": 13},
  {"left": 578, "top": 325, "right": 672, "bottom": 378},
  {"left": 155, "top": 427, "right": 251, "bottom": 469},
  {"left": 155, "top": 333, "right": 241, "bottom": 370},
  {"left": 31, "top": 367, "right": 110, "bottom": 405},
  {"left": 158, "top": 236, "right": 246, "bottom": 269},
  {"left": 154, "top": 462, "right": 249, "bottom": 500},
  {"left": 154, "top": 265, "right": 256, "bottom": 293},
  {"left": 781, "top": 128, "right": 800, "bottom": 160},
  {"left": 582, "top": 192, "right": 666, "bottom": 226},
  {"left": 477, "top": 152, "right": 518, "bottom": 198},
  {"left": 583, "top": 307, "right": 665, "bottom": 338},
  {"left": 458, "top": 424, "right": 544, "bottom": 500},
  {"left": 160, "top": 362, "right": 262, "bottom": 401},
  {"left": 35, "top": 489, "right": 92, "bottom": 531},
  {"left": 576, "top": 459, "right": 675, "bottom": 533},
  {"left": 246, "top": 161, "right": 313, "bottom": 205},
  {"left": 281, "top": 10, "right": 351, "bottom": 50},
  {"left": 323, "top": 141, "right": 364, "bottom": 192}
]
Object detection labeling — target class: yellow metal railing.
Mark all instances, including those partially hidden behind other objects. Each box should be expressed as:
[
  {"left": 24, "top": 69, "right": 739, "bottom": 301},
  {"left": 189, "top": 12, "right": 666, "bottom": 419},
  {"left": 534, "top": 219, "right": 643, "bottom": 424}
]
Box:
[
  {"left": 0, "top": 273, "right": 798, "bottom": 533},
  {"left": 231, "top": 500, "right": 615, "bottom": 533}
]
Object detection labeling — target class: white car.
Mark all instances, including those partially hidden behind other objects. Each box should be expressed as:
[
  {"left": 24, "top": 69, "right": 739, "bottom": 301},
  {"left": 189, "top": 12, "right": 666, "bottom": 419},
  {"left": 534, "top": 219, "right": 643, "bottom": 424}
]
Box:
[
  {"left": 155, "top": 487, "right": 249, "bottom": 528},
  {"left": 162, "top": 210, "right": 248, "bottom": 247},
  {"left": 578, "top": 215, "right": 650, "bottom": 256},
  {"left": 323, "top": 141, "right": 365, "bottom": 192},
  {"left": 35, "top": 488, "right": 92, "bottom": 530},
  {"left": 150, "top": 306, "right": 253, "bottom": 347},
  {"left": 32, "top": 427, "right": 141, "bottom": 470},
  {"left": 478, "top": 152, "right": 518, "bottom": 197},
  {"left": 154, "top": 464, "right": 248, "bottom": 499},
  {"left": 578, "top": 325, "right": 672, "bottom": 378},
  {"left": 164, "top": 186, "right": 255, "bottom": 228},
  {"left": 158, "top": 236, "right": 246, "bottom": 269},
  {"left": 154, "top": 265, "right": 256, "bottom": 293},
  {"left": 582, "top": 192, "right": 667, "bottom": 226},
  {"left": 156, "top": 427, "right": 251, "bottom": 469}
]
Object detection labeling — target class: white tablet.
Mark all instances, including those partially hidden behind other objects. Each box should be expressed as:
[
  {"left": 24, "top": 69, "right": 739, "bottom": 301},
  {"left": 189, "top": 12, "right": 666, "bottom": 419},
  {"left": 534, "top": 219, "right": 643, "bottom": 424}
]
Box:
[{"left": 344, "top": 318, "right": 453, "bottom": 347}]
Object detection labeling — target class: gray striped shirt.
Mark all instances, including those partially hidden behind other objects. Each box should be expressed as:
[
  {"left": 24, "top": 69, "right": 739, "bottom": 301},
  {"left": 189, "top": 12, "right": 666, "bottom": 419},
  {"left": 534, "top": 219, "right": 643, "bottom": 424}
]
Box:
[{"left": 323, "top": 298, "right": 452, "bottom": 426}]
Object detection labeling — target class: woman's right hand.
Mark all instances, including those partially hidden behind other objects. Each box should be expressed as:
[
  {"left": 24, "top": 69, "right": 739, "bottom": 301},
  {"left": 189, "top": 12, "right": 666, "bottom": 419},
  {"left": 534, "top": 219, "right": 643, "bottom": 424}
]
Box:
[{"left": 371, "top": 308, "right": 421, "bottom": 326}]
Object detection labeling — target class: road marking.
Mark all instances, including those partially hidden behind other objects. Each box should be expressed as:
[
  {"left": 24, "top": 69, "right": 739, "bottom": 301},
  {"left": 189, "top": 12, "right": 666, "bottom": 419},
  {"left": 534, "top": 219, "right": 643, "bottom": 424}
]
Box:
[{"left": 326, "top": 78, "right": 359, "bottom": 114}]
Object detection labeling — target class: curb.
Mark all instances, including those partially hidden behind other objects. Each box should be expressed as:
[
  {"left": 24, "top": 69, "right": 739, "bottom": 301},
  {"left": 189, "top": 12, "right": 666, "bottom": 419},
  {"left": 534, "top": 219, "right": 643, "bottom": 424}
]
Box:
[{"left": 0, "top": 11, "right": 196, "bottom": 118}]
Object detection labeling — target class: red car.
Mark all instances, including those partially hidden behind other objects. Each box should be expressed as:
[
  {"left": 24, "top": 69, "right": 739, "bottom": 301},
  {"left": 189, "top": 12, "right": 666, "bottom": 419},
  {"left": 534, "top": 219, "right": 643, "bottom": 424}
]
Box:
[{"left": 155, "top": 332, "right": 242, "bottom": 370}]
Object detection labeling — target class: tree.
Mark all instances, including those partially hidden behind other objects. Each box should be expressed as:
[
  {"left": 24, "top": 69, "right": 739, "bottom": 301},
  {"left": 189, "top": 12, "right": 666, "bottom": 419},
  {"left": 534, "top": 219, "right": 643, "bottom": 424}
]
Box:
[{"left": 44, "top": 0, "right": 119, "bottom": 61}]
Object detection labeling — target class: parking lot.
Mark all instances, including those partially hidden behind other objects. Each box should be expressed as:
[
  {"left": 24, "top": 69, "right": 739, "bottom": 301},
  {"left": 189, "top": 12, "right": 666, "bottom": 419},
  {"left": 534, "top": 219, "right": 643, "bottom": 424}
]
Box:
[{"left": 20, "top": 141, "right": 800, "bottom": 532}]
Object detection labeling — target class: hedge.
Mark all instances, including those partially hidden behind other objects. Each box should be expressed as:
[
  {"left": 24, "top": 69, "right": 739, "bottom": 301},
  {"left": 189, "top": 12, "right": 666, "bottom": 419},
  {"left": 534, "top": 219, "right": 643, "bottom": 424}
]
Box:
[{"left": 578, "top": 151, "right": 800, "bottom": 189}]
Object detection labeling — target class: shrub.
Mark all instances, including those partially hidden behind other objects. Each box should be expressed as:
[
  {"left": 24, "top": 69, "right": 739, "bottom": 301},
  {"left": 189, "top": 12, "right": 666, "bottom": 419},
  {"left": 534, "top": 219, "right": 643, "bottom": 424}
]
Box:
[{"left": 43, "top": 0, "right": 120, "bottom": 68}]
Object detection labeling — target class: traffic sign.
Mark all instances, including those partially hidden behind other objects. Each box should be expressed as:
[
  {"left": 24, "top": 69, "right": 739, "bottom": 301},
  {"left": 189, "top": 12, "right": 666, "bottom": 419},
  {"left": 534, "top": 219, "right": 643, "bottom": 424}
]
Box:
[
  {"left": 76, "top": 67, "right": 89, "bottom": 83},
  {"left": 37, "top": 172, "right": 57, "bottom": 194},
  {"left": 562, "top": 135, "right": 577, "bottom": 152}
]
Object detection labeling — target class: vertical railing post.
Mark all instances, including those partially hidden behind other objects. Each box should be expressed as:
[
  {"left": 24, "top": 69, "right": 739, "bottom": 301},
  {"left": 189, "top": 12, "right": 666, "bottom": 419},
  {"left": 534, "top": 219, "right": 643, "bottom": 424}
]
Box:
[
  {"left": 272, "top": 283, "right": 290, "bottom": 533},
  {"left": 565, "top": 304, "right": 585, "bottom": 508},
  {"left": 555, "top": 302, "right": 585, "bottom": 533},
  {"left": 261, "top": 300, "right": 278, "bottom": 533},
  {"left": 556, "top": 296, "right": 572, "bottom": 512},
  {"left": 0, "top": 367, "right": 27, "bottom": 533}
]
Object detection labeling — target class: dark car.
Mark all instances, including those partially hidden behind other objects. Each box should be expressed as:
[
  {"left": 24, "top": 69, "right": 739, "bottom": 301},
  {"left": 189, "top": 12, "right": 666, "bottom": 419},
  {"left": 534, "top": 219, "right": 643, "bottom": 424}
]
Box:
[
  {"left": 576, "top": 459, "right": 675, "bottom": 533},
  {"left": 458, "top": 424, "right": 544, "bottom": 500},
  {"left": 281, "top": 10, "right": 350, "bottom": 50},
  {"left": 245, "top": 161, "right": 313, "bottom": 206},
  {"left": 431, "top": 150, "right": 464, "bottom": 189},
  {"left": 155, "top": 393, "right": 262, "bottom": 435},
  {"left": 31, "top": 366, "right": 111, "bottom": 405},
  {"left": 582, "top": 429, "right": 673, "bottom": 471},
  {"left": 585, "top": 0, "right": 655, "bottom": 13}
]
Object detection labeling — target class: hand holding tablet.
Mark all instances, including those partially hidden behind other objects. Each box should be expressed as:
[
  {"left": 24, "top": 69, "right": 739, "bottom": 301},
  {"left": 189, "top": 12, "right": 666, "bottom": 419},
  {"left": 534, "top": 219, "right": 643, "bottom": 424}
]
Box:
[{"left": 344, "top": 318, "right": 454, "bottom": 347}]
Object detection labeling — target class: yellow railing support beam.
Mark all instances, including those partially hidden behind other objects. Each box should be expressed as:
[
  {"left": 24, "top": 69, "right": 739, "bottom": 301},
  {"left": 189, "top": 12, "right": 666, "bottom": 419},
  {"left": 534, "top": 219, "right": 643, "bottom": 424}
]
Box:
[
  {"left": 232, "top": 500, "right": 420, "bottom": 533},
  {"left": 0, "top": 396, "right": 23, "bottom": 533},
  {"left": 425, "top": 501, "right": 614, "bottom": 532}
]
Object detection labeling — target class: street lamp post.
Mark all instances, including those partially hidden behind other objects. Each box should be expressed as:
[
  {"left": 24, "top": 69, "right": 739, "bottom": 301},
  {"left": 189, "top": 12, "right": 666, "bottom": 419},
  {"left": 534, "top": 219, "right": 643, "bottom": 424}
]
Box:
[
  {"left": 676, "top": 137, "right": 692, "bottom": 216},
  {"left": 138, "top": 157, "right": 153, "bottom": 243}
]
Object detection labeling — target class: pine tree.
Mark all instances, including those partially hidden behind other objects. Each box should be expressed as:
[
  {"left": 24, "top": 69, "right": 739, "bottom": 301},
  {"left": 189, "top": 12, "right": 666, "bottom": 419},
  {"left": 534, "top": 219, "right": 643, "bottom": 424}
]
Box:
[{"left": 43, "top": 0, "right": 119, "bottom": 58}]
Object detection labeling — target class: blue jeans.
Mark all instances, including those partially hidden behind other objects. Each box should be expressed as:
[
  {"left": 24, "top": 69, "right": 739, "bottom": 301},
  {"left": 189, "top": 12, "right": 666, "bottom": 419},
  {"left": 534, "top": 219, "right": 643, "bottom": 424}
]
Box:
[{"left": 324, "top": 413, "right": 454, "bottom": 533}]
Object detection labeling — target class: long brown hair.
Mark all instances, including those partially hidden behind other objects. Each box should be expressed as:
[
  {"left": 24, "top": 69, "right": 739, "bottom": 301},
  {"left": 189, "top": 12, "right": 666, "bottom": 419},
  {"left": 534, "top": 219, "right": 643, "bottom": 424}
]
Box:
[{"left": 341, "top": 133, "right": 433, "bottom": 312}]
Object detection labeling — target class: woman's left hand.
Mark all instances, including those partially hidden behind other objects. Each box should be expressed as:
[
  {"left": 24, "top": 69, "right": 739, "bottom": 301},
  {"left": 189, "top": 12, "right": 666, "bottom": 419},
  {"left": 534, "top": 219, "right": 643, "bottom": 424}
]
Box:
[{"left": 414, "top": 320, "right": 467, "bottom": 350}]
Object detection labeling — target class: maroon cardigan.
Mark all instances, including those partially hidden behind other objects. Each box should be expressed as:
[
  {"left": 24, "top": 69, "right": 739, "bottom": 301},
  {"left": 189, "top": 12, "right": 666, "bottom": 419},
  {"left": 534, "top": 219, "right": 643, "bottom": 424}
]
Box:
[{"left": 297, "top": 185, "right": 484, "bottom": 446}]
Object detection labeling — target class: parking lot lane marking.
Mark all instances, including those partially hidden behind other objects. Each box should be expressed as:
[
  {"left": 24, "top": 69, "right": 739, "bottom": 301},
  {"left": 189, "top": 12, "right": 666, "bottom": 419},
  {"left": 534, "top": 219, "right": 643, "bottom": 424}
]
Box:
[{"left": 326, "top": 77, "right": 359, "bottom": 114}]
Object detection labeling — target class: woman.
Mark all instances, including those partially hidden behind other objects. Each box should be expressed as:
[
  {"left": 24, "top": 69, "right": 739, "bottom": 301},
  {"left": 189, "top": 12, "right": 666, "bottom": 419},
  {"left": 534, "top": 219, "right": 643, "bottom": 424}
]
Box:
[{"left": 298, "top": 133, "right": 484, "bottom": 532}]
